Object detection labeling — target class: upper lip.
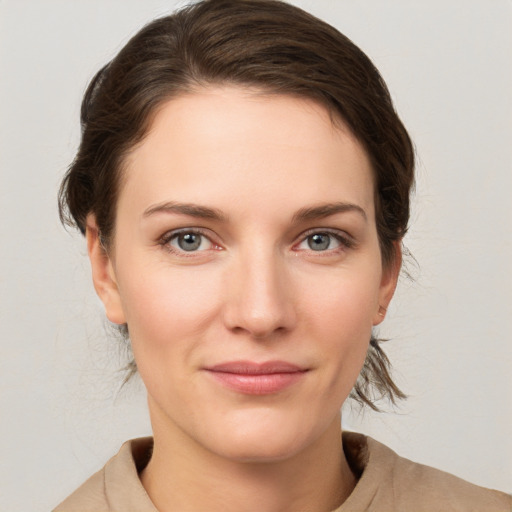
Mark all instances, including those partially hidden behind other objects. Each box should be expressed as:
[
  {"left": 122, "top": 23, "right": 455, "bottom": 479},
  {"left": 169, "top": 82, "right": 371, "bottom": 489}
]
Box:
[{"left": 205, "top": 360, "right": 307, "bottom": 374}]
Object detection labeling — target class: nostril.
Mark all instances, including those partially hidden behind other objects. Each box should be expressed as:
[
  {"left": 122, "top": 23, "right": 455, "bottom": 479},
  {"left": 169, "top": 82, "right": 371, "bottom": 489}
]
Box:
[
  {"left": 225, "top": 310, "right": 295, "bottom": 339},
  {"left": 221, "top": 258, "right": 298, "bottom": 337}
]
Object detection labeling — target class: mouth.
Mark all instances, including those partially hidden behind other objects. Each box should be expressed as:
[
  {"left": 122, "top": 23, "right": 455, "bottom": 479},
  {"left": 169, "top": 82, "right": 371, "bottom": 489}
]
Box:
[{"left": 203, "top": 360, "right": 309, "bottom": 395}]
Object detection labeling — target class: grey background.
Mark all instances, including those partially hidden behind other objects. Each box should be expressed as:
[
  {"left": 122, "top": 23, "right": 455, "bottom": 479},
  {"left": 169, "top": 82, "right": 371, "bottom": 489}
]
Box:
[{"left": 1, "top": 1, "right": 511, "bottom": 510}]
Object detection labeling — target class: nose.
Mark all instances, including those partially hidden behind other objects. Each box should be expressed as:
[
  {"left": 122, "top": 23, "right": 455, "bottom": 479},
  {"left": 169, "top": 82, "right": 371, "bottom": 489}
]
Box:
[{"left": 222, "top": 247, "right": 297, "bottom": 339}]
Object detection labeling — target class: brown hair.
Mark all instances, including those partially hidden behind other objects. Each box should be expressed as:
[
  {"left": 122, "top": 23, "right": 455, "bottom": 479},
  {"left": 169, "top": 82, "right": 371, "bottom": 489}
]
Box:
[{"left": 59, "top": 0, "right": 413, "bottom": 409}]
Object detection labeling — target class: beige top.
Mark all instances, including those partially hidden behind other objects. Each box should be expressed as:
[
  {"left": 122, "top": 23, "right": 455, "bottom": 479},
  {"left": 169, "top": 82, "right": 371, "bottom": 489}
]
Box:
[{"left": 54, "top": 432, "right": 511, "bottom": 512}]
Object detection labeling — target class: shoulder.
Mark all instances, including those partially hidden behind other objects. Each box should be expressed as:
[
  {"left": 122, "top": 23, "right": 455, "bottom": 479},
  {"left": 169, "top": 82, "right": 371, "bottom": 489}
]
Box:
[
  {"left": 53, "top": 437, "right": 156, "bottom": 512},
  {"left": 380, "top": 439, "right": 512, "bottom": 512},
  {"left": 53, "top": 466, "right": 108, "bottom": 511},
  {"left": 341, "top": 432, "right": 512, "bottom": 512}
]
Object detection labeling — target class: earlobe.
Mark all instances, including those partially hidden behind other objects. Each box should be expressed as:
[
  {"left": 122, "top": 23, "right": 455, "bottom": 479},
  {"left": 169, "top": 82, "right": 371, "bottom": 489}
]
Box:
[
  {"left": 86, "top": 215, "right": 126, "bottom": 325},
  {"left": 373, "top": 242, "right": 402, "bottom": 326}
]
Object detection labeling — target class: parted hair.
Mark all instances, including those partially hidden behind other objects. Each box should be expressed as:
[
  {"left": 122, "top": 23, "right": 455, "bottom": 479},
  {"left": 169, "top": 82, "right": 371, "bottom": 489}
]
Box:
[{"left": 59, "top": 0, "right": 414, "bottom": 409}]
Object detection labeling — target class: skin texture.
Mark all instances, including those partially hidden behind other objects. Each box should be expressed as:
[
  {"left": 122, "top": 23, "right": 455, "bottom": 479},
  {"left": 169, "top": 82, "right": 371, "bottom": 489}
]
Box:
[{"left": 87, "top": 87, "right": 399, "bottom": 512}]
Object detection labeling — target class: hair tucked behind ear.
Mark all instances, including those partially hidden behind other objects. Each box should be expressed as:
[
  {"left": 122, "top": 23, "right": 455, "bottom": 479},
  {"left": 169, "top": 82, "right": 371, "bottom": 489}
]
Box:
[{"left": 351, "top": 336, "right": 406, "bottom": 410}]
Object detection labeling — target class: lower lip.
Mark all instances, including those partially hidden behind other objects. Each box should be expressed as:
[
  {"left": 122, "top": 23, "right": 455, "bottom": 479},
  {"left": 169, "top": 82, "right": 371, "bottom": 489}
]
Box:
[{"left": 205, "top": 371, "right": 307, "bottom": 395}]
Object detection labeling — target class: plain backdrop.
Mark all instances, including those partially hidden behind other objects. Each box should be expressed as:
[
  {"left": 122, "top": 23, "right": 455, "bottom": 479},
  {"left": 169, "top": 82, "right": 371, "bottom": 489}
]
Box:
[{"left": 1, "top": 1, "right": 511, "bottom": 510}]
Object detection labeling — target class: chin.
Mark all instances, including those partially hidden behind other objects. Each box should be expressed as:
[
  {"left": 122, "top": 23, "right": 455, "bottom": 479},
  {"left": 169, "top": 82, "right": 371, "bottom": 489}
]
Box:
[{"left": 198, "top": 410, "right": 327, "bottom": 464}]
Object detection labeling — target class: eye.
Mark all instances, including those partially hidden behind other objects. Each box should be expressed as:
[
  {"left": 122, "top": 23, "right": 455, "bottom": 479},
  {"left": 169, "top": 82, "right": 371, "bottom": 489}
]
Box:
[
  {"left": 306, "top": 233, "right": 337, "bottom": 251},
  {"left": 294, "top": 230, "right": 353, "bottom": 252},
  {"left": 165, "top": 230, "right": 215, "bottom": 253}
]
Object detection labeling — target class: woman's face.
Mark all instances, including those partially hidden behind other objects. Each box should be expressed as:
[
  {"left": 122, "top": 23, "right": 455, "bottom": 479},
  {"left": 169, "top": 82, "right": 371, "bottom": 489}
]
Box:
[{"left": 89, "top": 87, "right": 398, "bottom": 462}]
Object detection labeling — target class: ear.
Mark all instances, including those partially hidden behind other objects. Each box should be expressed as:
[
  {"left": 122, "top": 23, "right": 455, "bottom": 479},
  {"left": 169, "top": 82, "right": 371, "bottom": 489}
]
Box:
[
  {"left": 373, "top": 242, "right": 402, "bottom": 326},
  {"left": 86, "top": 214, "right": 126, "bottom": 325}
]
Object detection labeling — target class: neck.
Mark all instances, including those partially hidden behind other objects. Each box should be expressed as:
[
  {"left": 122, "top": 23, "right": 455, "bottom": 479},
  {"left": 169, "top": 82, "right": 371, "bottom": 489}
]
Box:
[{"left": 140, "top": 405, "right": 356, "bottom": 512}]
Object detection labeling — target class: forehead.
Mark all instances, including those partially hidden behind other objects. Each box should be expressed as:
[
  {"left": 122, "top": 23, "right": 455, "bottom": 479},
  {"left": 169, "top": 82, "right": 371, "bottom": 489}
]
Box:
[{"left": 121, "top": 86, "right": 375, "bottom": 220}]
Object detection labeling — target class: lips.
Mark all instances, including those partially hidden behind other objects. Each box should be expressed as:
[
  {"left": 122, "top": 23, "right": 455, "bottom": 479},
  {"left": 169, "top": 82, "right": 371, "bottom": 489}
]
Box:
[{"left": 203, "top": 360, "right": 308, "bottom": 395}]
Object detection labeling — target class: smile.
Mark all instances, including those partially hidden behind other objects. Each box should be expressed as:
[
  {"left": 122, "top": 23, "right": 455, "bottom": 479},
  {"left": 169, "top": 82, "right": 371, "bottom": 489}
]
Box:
[{"left": 203, "top": 361, "right": 309, "bottom": 395}]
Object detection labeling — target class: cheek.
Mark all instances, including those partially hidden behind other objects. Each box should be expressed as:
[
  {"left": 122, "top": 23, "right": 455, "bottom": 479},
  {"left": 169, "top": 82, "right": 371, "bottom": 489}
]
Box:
[
  {"left": 299, "top": 267, "right": 381, "bottom": 381},
  {"left": 116, "top": 263, "right": 224, "bottom": 372},
  {"left": 303, "top": 269, "right": 380, "bottom": 333}
]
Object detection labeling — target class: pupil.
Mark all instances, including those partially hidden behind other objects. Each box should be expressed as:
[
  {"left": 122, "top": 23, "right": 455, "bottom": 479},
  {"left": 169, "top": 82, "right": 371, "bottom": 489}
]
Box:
[
  {"left": 178, "top": 233, "right": 201, "bottom": 251},
  {"left": 308, "top": 233, "right": 330, "bottom": 251}
]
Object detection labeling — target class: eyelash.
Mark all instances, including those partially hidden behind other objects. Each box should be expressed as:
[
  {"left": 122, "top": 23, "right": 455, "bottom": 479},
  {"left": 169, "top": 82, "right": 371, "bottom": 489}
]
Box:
[
  {"left": 158, "top": 227, "right": 355, "bottom": 256},
  {"left": 293, "top": 228, "right": 355, "bottom": 253},
  {"left": 159, "top": 228, "right": 220, "bottom": 256}
]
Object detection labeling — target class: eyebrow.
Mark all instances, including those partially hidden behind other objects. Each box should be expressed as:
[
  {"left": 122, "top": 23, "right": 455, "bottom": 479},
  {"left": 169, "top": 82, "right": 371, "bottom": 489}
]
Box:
[
  {"left": 292, "top": 202, "right": 367, "bottom": 223},
  {"left": 143, "top": 201, "right": 227, "bottom": 221},
  {"left": 143, "top": 200, "right": 367, "bottom": 224}
]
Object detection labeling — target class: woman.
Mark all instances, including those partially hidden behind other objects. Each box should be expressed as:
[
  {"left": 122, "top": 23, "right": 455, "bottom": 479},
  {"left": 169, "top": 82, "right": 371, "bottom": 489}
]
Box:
[{"left": 53, "top": 0, "right": 511, "bottom": 510}]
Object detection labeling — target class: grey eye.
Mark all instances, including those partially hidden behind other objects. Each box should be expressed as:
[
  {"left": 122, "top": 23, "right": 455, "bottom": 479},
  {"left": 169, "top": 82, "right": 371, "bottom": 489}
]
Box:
[
  {"left": 166, "top": 230, "right": 215, "bottom": 254},
  {"left": 176, "top": 233, "right": 203, "bottom": 251},
  {"left": 307, "top": 233, "right": 331, "bottom": 251}
]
